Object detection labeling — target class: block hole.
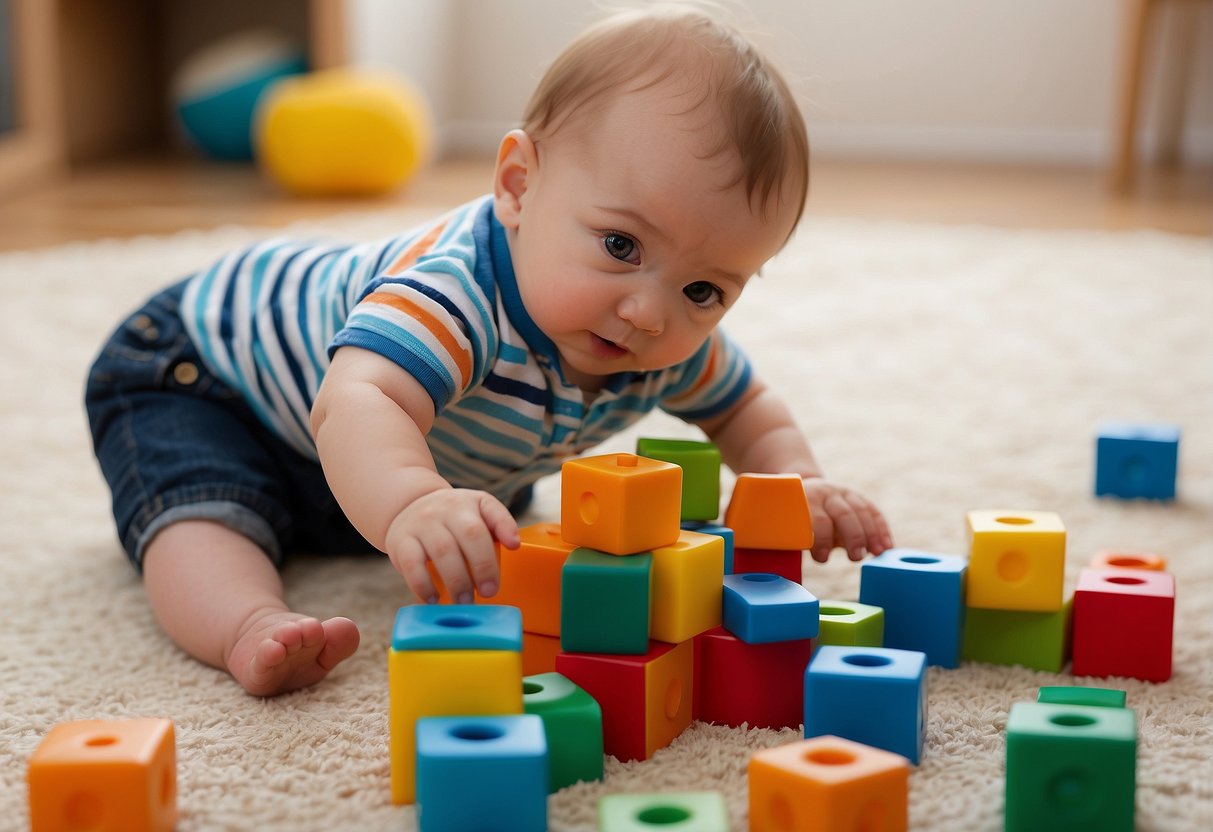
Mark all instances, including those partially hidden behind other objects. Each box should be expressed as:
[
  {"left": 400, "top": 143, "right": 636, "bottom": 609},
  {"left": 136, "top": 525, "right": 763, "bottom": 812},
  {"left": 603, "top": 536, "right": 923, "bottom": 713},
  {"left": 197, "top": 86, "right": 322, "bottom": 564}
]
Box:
[
  {"left": 769, "top": 794, "right": 795, "bottom": 831},
  {"left": 1105, "top": 576, "right": 1146, "bottom": 586},
  {"left": 434, "top": 614, "right": 480, "bottom": 629},
  {"left": 522, "top": 681, "right": 544, "bottom": 695},
  {"left": 1047, "top": 769, "right": 1089, "bottom": 810},
  {"left": 1106, "top": 556, "right": 1148, "bottom": 568},
  {"left": 820, "top": 606, "right": 854, "bottom": 616},
  {"left": 579, "top": 491, "right": 600, "bottom": 525},
  {"left": 843, "top": 654, "right": 892, "bottom": 668},
  {"left": 85, "top": 735, "right": 118, "bottom": 747},
  {"left": 636, "top": 806, "right": 691, "bottom": 824},
  {"left": 996, "top": 550, "right": 1030, "bottom": 582},
  {"left": 65, "top": 792, "right": 104, "bottom": 826},
  {"left": 1049, "top": 713, "right": 1097, "bottom": 728},
  {"left": 994, "top": 516, "right": 1033, "bottom": 525},
  {"left": 900, "top": 556, "right": 938, "bottom": 565},
  {"left": 741, "top": 573, "right": 780, "bottom": 583},
  {"left": 664, "top": 677, "right": 683, "bottom": 720},
  {"left": 1120, "top": 456, "right": 1150, "bottom": 486},
  {"left": 856, "top": 799, "right": 889, "bottom": 832},
  {"left": 804, "top": 747, "right": 856, "bottom": 766},
  {"left": 450, "top": 724, "right": 506, "bottom": 742}
]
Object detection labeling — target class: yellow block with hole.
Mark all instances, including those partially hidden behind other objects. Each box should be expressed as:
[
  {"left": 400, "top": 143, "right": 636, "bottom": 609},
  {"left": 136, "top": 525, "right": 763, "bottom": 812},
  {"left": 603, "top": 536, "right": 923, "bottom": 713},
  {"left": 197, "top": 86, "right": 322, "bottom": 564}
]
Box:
[
  {"left": 649, "top": 529, "right": 725, "bottom": 643},
  {"left": 560, "top": 453, "right": 682, "bottom": 555},
  {"left": 965, "top": 510, "right": 1066, "bottom": 612}
]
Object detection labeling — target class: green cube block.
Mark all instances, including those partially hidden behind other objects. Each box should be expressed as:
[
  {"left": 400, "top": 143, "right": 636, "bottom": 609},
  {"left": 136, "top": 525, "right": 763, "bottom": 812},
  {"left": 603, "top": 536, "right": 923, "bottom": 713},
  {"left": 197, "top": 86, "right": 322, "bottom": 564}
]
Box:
[
  {"left": 636, "top": 438, "right": 722, "bottom": 521},
  {"left": 961, "top": 597, "right": 1072, "bottom": 672},
  {"left": 1006, "top": 701, "right": 1137, "bottom": 832},
  {"left": 815, "top": 599, "right": 884, "bottom": 652},
  {"left": 523, "top": 672, "right": 603, "bottom": 793},
  {"left": 561, "top": 548, "right": 652, "bottom": 655},
  {"left": 599, "top": 791, "right": 731, "bottom": 831},
  {"left": 1038, "top": 686, "right": 1127, "bottom": 709}
]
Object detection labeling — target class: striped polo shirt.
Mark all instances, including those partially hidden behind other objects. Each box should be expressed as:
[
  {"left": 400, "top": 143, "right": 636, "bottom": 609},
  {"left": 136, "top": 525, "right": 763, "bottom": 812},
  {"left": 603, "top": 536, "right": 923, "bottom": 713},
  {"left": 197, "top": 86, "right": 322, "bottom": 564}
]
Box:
[{"left": 181, "top": 196, "right": 752, "bottom": 502}]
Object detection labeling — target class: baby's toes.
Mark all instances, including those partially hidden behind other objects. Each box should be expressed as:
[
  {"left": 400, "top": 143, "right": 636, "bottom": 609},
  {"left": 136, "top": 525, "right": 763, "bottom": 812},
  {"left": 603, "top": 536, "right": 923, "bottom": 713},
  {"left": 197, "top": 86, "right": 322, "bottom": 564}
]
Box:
[
  {"left": 297, "top": 618, "right": 325, "bottom": 649},
  {"left": 270, "top": 620, "right": 305, "bottom": 655}
]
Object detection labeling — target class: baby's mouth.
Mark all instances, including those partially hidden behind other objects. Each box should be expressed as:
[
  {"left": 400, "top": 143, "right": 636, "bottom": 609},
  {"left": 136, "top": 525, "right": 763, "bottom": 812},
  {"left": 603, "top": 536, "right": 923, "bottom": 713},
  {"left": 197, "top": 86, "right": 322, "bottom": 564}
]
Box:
[{"left": 590, "top": 333, "right": 629, "bottom": 359}]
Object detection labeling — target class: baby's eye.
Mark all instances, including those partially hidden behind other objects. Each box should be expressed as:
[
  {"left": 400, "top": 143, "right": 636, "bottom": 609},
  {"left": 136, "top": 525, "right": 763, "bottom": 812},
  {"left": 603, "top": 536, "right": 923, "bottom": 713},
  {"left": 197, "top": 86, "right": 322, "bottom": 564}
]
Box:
[
  {"left": 603, "top": 233, "right": 639, "bottom": 264},
  {"left": 683, "top": 281, "right": 724, "bottom": 308}
]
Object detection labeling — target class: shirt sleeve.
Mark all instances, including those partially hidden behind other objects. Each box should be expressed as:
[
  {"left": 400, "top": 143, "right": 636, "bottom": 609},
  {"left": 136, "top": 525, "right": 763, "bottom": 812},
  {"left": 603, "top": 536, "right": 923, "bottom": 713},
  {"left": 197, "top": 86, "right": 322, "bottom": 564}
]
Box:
[{"left": 658, "top": 329, "right": 753, "bottom": 422}]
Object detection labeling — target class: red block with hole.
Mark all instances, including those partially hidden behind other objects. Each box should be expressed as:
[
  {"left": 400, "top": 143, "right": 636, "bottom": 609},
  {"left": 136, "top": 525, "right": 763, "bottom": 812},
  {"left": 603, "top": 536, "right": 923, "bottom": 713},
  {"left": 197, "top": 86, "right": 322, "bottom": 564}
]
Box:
[
  {"left": 1072, "top": 567, "right": 1175, "bottom": 682},
  {"left": 693, "top": 626, "right": 814, "bottom": 729},
  {"left": 732, "top": 547, "right": 802, "bottom": 583}
]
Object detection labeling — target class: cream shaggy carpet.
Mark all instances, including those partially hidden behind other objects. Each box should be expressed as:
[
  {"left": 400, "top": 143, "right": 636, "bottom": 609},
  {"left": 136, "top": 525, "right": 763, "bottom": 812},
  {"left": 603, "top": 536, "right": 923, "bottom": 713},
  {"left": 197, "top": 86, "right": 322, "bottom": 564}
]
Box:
[{"left": 1, "top": 207, "right": 1210, "bottom": 832}]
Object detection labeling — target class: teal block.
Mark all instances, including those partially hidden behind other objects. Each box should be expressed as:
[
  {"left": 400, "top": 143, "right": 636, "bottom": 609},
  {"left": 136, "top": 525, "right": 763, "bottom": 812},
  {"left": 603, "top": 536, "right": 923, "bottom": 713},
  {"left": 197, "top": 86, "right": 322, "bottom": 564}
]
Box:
[
  {"left": 815, "top": 599, "right": 884, "bottom": 652},
  {"left": 637, "top": 438, "right": 721, "bottom": 521},
  {"left": 523, "top": 672, "right": 604, "bottom": 792},
  {"left": 599, "top": 791, "right": 731, "bottom": 831},
  {"left": 962, "top": 599, "right": 1072, "bottom": 672},
  {"left": 560, "top": 548, "right": 652, "bottom": 655},
  {"left": 1006, "top": 701, "right": 1137, "bottom": 832},
  {"left": 1038, "top": 686, "right": 1127, "bottom": 709},
  {"left": 392, "top": 604, "right": 522, "bottom": 651}
]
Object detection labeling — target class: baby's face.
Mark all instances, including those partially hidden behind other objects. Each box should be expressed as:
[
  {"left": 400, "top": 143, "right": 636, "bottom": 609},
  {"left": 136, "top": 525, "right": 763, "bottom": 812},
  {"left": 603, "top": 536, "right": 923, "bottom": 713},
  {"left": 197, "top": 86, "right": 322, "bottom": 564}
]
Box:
[{"left": 503, "top": 82, "right": 799, "bottom": 390}]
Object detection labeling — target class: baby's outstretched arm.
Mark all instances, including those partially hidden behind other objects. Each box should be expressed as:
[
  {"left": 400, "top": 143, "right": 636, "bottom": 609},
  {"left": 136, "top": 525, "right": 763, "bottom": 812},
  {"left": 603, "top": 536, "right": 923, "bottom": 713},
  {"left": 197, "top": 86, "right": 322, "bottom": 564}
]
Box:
[
  {"left": 696, "top": 377, "right": 893, "bottom": 563},
  {"left": 311, "top": 347, "right": 519, "bottom": 604}
]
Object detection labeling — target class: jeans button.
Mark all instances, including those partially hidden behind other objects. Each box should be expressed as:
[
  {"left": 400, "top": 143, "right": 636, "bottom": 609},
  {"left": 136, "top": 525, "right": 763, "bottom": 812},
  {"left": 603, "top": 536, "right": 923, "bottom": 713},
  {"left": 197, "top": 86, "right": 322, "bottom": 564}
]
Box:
[{"left": 172, "top": 362, "right": 200, "bottom": 385}]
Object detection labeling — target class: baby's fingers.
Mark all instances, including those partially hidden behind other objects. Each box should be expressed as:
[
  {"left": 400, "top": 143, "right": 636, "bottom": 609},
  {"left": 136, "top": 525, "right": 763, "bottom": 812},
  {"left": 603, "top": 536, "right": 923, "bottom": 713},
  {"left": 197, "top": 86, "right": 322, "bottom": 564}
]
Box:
[
  {"left": 392, "top": 536, "right": 440, "bottom": 605},
  {"left": 825, "top": 492, "right": 869, "bottom": 561}
]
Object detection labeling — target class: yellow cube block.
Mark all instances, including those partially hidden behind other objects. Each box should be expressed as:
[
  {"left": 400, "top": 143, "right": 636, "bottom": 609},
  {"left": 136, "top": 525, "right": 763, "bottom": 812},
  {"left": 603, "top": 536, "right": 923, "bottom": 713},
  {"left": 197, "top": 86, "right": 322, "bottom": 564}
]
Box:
[
  {"left": 560, "top": 453, "right": 682, "bottom": 555},
  {"left": 28, "top": 718, "right": 177, "bottom": 832},
  {"left": 388, "top": 649, "right": 522, "bottom": 804},
  {"left": 649, "top": 530, "right": 725, "bottom": 643},
  {"left": 966, "top": 510, "right": 1066, "bottom": 612}
]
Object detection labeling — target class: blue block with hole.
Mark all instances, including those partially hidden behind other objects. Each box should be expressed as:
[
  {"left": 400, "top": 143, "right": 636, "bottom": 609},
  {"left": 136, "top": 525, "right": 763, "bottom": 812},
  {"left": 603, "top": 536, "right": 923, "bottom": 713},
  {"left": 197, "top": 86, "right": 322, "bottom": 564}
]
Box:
[
  {"left": 721, "top": 573, "right": 819, "bottom": 644},
  {"left": 1095, "top": 422, "right": 1180, "bottom": 501},
  {"left": 415, "top": 714, "right": 548, "bottom": 831},
  {"left": 804, "top": 645, "right": 927, "bottom": 764},
  {"left": 392, "top": 604, "right": 522, "bottom": 651},
  {"left": 683, "top": 522, "right": 735, "bottom": 573},
  {"left": 858, "top": 548, "right": 966, "bottom": 668}
]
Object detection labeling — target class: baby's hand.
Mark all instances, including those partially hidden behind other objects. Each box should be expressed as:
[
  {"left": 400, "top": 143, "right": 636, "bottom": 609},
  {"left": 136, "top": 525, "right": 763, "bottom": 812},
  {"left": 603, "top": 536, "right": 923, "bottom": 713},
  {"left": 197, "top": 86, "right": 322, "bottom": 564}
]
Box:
[
  {"left": 802, "top": 477, "right": 893, "bottom": 563},
  {"left": 384, "top": 489, "right": 520, "bottom": 605}
]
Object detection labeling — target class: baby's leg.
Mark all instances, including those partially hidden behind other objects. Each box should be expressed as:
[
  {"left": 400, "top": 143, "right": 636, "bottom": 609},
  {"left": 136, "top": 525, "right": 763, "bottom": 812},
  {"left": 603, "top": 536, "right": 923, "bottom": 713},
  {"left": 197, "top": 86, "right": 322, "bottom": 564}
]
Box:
[{"left": 142, "top": 520, "right": 359, "bottom": 696}]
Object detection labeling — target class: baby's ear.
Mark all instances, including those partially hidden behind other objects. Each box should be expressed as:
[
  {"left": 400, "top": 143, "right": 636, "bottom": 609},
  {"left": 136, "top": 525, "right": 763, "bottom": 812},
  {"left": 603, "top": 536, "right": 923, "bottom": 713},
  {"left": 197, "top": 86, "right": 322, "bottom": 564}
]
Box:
[{"left": 493, "top": 129, "right": 537, "bottom": 230}]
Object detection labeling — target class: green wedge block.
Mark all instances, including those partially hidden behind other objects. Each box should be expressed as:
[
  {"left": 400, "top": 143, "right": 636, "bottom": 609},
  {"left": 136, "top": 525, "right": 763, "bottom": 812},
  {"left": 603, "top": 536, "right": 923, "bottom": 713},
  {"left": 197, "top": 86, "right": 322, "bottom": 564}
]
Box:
[
  {"left": 961, "top": 597, "right": 1072, "bottom": 672},
  {"left": 523, "top": 672, "right": 603, "bottom": 793},
  {"left": 636, "top": 438, "right": 722, "bottom": 521}
]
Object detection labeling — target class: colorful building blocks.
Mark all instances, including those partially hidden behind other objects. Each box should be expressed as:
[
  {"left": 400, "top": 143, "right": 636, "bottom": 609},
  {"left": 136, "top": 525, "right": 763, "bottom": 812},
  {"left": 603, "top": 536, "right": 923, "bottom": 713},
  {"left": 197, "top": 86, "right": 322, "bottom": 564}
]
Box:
[
  {"left": 522, "top": 631, "right": 561, "bottom": 676},
  {"left": 522, "top": 672, "right": 604, "bottom": 793},
  {"left": 724, "top": 473, "right": 814, "bottom": 550},
  {"left": 859, "top": 549, "right": 966, "bottom": 668},
  {"left": 560, "top": 453, "right": 682, "bottom": 554},
  {"left": 965, "top": 510, "right": 1066, "bottom": 612},
  {"left": 1072, "top": 567, "right": 1175, "bottom": 682},
  {"left": 1037, "top": 686, "right": 1127, "bottom": 709},
  {"left": 1090, "top": 549, "right": 1167, "bottom": 572},
  {"left": 560, "top": 548, "right": 653, "bottom": 655},
  {"left": 961, "top": 599, "right": 1072, "bottom": 673},
  {"left": 636, "top": 437, "right": 723, "bottom": 521},
  {"left": 649, "top": 530, "right": 725, "bottom": 643},
  {"left": 693, "top": 626, "right": 813, "bottom": 729},
  {"left": 1095, "top": 422, "right": 1180, "bottom": 501},
  {"left": 749, "top": 735, "right": 909, "bottom": 832},
  {"left": 721, "top": 573, "right": 819, "bottom": 644},
  {"left": 27, "top": 718, "right": 177, "bottom": 832},
  {"left": 815, "top": 600, "right": 884, "bottom": 652},
  {"left": 389, "top": 605, "right": 523, "bottom": 804},
  {"left": 731, "top": 548, "right": 802, "bottom": 583},
  {"left": 415, "top": 715, "right": 548, "bottom": 832},
  {"left": 804, "top": 646, "right": 928, "bottom": 764},
  {"left": 683, "top": 522, "right": 735, "bottom": 573},
  {"left": 1005, "top": 701, "right": 1137, "bottom": 832},
  {"left": 600, "top": 791, "right": 731, "bottom": 831},
  {"left": 556, "top": 640, "right": 693, "bottom": 762}
]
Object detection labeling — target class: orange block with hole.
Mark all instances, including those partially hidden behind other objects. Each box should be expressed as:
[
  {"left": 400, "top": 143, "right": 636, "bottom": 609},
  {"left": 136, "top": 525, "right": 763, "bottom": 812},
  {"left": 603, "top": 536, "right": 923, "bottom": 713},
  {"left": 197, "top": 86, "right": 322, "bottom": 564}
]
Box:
[
  {"left": 724, "top": 473, "right": 814, "bottom": 550},
  {"left": 28, "top": 718, "right": 177, "bottom": 832},
  {"left": 560, "top": 453, "right": 682, "bottom": 555},
  {"left": 1091, "top": 549, "right": 1167, "bottom": 572},
  {"left": 749, "top": 735, "right": 909, "bottom": 832},
  {"left": 522, "top": 631, "right": 562, "bottom": 675},
  {"left": 965, "top": 510, "right": 1066, "bottom": 612}
]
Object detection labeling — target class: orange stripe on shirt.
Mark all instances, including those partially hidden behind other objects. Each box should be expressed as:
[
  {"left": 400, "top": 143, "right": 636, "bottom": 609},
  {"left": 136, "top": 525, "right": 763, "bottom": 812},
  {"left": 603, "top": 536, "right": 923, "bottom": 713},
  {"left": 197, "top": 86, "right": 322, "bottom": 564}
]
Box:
[
  {"left": 384, "top": 220, "right": 448, "bottom": 275},
  {"left": 363, "top": 291, "right": 472, "bottom": 390}
]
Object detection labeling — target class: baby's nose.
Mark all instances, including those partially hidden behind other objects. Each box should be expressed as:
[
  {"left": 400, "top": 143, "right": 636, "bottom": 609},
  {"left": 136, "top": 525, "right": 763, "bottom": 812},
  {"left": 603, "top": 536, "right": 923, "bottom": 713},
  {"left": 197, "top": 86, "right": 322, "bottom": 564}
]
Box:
[{"left": 618, "top": 293, "right": 664, "bottom": 335}]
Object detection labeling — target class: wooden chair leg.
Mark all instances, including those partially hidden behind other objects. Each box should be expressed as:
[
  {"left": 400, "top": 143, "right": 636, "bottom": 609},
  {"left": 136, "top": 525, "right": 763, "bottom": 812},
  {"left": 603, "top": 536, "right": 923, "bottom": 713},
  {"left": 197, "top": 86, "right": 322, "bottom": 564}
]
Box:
[{"left": 1111, "top": 0, "right": 1157, "bottom": 193}]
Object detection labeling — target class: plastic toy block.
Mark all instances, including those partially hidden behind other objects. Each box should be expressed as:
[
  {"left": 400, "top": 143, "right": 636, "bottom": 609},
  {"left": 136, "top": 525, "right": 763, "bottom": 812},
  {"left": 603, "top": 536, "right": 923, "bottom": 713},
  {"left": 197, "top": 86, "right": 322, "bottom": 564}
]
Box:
[
  {"left": 804, "top": 646, "right": 928, "bottom": 764},
  {"left": 392, "top": 604, "right": 522, "bottom": 651},
  {"left": 522, "top": 631, "right": 561, "bottom": 676},
  {"left": 693, "top": 626, "right": 813, "bottom": 729},
  {"left": 560, "top": 453, "right": 682, "bottom": 554},
  {"left": 721, "top": 573, "right": 819, "bottom": 644},
  {"left": 555, "top": 640, "right": 693, "bottom": 762},
  {"left": 560, "top": 548, "right": 652, "bottom": 655},
  {"left": 965, "top": 510, "right": 1066, "bottom": 612},
  {"left": 649, "top": 530, "right": 725, "bottom": 643},
  {"left": 749, "top": 735, "right": 910, "bottom": 832},
  {"left": 1005, "top": 701, "right": 1137, "bottom": 832},
  {"left": 816, "top": 600, "right": 884, "bottom": 652},
  {"left": 636, "top": 437, "right": 722, "bottom": 521},
  {"left": 732, "top": 547, "right": 802, "bottom": 583},
  {"left": 1090, "top": 549, "right": 1167, "bottom": 572},
  {"left": 1095, "top": 422, "right": 1179, "bottom": 501},
  {"left": 858, "top": 548, "right": 966, "bottom": 668},
  {"left": 1072, "top": 567, "right": 1175, "bottom": 682},
  {"left": 27, "top": 718, "right": 177, "bottom": 832},
  {"left": 599, "top": 791, "right": 731, "bottom": 831},
  {"left": 492, "top": 522, "right": 575, "bottom": 635},
  {"left": 415, "top": 715, "right": 548, "bottom": 832},
  {"left": 523, "top": 672, "right": 604, "bottom": 792},
  {"left": 684, "top": 522, "right": 735, "bottom": 573},
  {"left": 961, "top": 599, "right": 1072, "bottom": 673},
  {"left": 1038, "top": 686, "right": 1127, "bottom": 709},
  {"left": 724, "top": 473, "right": 814, "bottom": 550}
]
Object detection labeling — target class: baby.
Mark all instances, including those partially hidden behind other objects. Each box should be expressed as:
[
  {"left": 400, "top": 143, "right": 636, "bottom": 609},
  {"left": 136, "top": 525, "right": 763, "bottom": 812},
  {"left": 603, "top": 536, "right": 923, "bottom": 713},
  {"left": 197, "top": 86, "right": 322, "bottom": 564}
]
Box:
[{"left": 85, "top": 4, "right": 892, "bottom": 696}]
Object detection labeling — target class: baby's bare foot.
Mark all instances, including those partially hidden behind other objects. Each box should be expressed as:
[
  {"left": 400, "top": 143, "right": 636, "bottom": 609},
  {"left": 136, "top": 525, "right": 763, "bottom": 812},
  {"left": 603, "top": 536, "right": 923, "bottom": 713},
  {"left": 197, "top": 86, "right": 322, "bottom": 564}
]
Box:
[{"left": 227, "top": 611, "right": 360, "bottom": 696}]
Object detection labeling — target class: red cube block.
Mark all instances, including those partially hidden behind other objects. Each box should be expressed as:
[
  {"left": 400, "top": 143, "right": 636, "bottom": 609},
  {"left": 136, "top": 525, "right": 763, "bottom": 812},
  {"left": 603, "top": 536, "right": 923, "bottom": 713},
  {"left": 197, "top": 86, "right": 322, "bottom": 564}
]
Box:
[
  {"left": 1072, "top": 567, "right": 1175, "bottom": 682},
  {"left": 732, "top": 548, "right": 802, "bottom": 583},
  {"left": 694, "top": 626, "right": 814, "bottom": 729}
]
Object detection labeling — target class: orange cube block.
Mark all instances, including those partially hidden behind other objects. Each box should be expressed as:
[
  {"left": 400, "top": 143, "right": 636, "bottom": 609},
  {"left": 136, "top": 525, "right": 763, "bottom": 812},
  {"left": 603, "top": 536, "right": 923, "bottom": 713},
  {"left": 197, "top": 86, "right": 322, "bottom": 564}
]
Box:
[
  {"left": 494, "top": 523, "right": 576, "bottom": 635},
  {"left": 1091, "top": 549, "right": 1167, "bottom": 572},
  {"left": 522, "top": 631, "right": 562, "bottom": 675},
  {"left": 560, "top": 453, "right": 682, "bottom": 555},
  {"left": 749, "top": 735, "right": 909, "bottom": 832},
  {"left": 28, "top": 718, "right": 177, "bottom": 832},
  {"left": 725, "top": 473, "right": 814, "bottom": 550}
]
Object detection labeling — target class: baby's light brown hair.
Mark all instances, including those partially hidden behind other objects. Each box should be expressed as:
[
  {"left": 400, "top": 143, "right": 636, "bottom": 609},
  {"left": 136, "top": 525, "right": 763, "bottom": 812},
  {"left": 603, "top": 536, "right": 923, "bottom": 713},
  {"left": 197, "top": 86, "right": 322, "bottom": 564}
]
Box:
[{"left": 522, "top": 3, "right": 810, "bottom": 230}]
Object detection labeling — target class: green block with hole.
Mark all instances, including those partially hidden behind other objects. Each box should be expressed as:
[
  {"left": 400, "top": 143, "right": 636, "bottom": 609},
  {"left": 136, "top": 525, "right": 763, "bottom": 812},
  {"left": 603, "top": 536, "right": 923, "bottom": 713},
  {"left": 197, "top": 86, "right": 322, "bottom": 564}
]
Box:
[
  {"left": 522, "top": 672, "right": 603, "bottom": 793},
  {"left": 1005, "top": 701, "right": 1136, "bottom": 832},
  {"left": 599, "top": 791, "right": 731, "bottom": 832},
  {"left": 814, "top": 599, "right": 884, "bottom": 653},
  {"left": 1038, "top": 686, "right": 1127, "bottom": 709},
  {"left": 560, "top": 548, "right": 652, "bottom": 655},
  {"left": 636, "top": 438, "right": 722, "bottom": 521},
  {"left": 961, "top": 597, "right": 1072, "bottom": 672}
]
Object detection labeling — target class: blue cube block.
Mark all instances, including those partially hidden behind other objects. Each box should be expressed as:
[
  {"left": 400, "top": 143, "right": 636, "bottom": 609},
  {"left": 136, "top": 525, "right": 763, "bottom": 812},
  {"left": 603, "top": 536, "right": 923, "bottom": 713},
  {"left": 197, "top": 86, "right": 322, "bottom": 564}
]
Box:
[
  {"left": 392, "top": 604, "right": 522, "bottom": 651},
  {"left": 859, "top": 548, "right": 966, "bottom": 668},
  {"left": 683, "top": 522, "right": 735, "bottom": 573},
  {"left": 1095, "top": 422, "right": 1179, "bottom": 501},
  {"left": 416, "top": 715, "right": 548, "bottom": 832},
  {"left": 721, "top": 573, "right": 819, "bottom": 644},
  {"left": 804, "top": 645, "right": 927, "bottom": 764}
]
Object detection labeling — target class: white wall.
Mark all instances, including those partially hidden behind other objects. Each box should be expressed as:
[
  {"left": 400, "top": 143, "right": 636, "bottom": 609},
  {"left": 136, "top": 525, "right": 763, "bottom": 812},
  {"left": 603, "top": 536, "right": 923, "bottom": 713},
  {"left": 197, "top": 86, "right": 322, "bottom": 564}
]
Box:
[{"left": 351, "top": 0, "right": 1213, "bottom": 166}]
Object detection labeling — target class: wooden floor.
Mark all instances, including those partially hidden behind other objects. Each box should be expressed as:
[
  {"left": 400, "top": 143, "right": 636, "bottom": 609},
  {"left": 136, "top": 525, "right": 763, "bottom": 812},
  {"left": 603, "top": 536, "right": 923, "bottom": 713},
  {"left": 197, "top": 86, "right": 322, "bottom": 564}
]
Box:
[{"left": 0, "top": 155, "right": 1209, "bottom": 253}]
